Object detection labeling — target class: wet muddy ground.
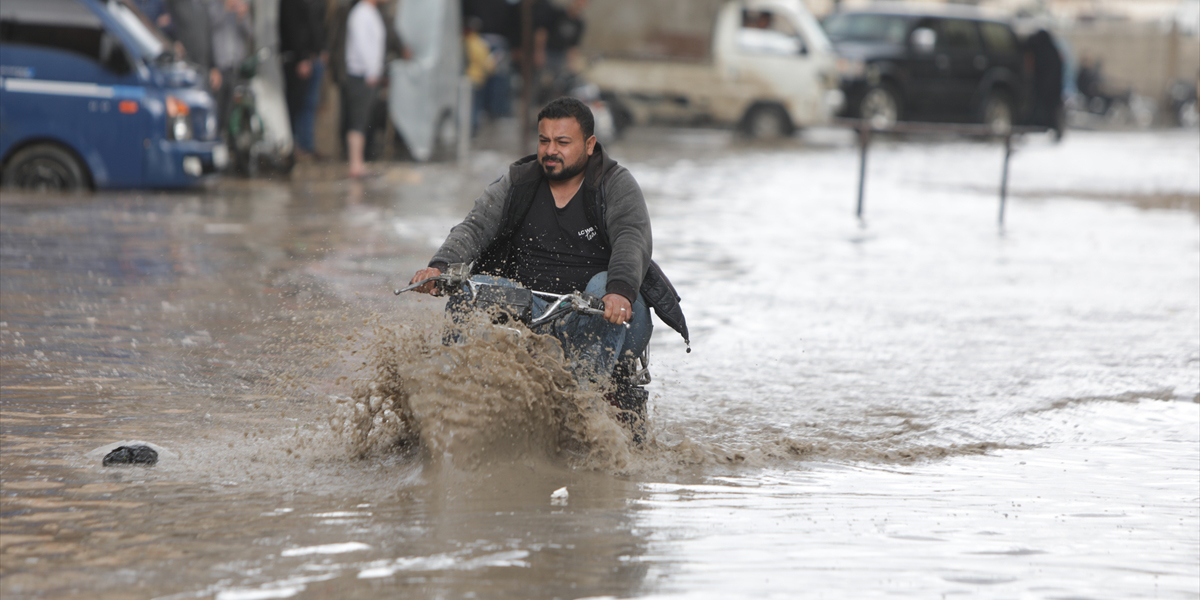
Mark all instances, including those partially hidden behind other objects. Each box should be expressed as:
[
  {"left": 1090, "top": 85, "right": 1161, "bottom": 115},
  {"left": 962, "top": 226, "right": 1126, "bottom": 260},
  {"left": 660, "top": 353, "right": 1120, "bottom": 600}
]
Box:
[{"left": 2, "top": 128, "right": 1198, "bottom": 599}]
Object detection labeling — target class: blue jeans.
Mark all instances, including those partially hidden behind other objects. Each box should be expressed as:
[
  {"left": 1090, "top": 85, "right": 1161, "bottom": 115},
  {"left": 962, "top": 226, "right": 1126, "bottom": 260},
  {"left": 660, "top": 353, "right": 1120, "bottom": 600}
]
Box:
[
  {"left": 445, "top": 272, "right": 652, "bottom": 379},
  {"left": 293, "top": 60, "right": 324, "bottom": 153}
]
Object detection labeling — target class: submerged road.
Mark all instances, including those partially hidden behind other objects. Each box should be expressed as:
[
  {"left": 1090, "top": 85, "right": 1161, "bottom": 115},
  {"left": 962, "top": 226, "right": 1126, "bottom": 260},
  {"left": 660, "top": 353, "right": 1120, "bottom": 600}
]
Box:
[{"left": 2, "top": 128, "right": 1198, "bottom": 599}]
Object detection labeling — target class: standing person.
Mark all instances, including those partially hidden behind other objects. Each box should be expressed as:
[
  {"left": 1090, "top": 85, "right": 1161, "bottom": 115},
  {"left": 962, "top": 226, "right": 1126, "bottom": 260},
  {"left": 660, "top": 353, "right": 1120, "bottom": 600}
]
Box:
[
  {"left": 341, "top": 0, "right": 385, "bottom": 177},
  {"left": 279, "top": 0, "right": 327, "bottom": 161},
  {"left": 167, "top": 0, "right": 219, "bottom": 91},
  {"left": 133, "top": 0, "right": 175, "bottom": 38},
  {"left": 210, "top": 0, "right": 253, "bottom": 135},
  {"left": 534, "top": 0, "right": 586, "bottom": 103},
  {"left": 1024, "top": 29, "right": 1065, "bottom": 140},
  {"left": 407, "top": 97, "right": 689, "bottom": 424},
  {"left": 464, "top": 16, "right": 496, "bottom": 135},
  {"left": 464, "top": 0, "right": 520, "bottom": 118}
]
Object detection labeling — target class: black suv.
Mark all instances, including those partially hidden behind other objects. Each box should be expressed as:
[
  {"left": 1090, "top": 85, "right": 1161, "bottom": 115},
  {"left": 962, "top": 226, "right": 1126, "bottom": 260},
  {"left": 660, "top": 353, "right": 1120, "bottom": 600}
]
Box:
[{"left": 823, "top": 5, "right": 1028, "bottom": 132}]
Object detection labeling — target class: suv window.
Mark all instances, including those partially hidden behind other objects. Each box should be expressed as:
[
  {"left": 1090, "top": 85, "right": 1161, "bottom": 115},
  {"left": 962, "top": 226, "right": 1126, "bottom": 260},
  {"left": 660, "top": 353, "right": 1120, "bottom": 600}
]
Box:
[
  {"left": 823, "top": 13, "right": 909, "bottom": 45},
  {"left": 935, "top": 18, "right": 982, "bottom": 53},
  {"left": 979, "top": 21, "right": 1017, "bottom": 57}
]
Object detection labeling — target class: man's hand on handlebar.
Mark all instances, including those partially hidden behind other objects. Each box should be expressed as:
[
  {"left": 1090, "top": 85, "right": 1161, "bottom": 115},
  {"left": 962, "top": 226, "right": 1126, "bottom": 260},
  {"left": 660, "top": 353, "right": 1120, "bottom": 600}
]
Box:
[
  {"left": 409, "top": 267, "right": 443, "bottom": 295},
  {"left": 602, "top": 293, "right": 632, "bottom": 326}
]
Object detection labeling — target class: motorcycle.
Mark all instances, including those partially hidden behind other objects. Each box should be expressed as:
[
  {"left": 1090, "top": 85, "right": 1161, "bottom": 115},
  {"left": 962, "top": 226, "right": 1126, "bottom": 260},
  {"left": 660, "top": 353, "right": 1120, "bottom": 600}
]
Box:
[
  {"left": 1168, "top": 78, "right": 1199, "bottom": 128},
  {"left": 395, "top": 263, "right": 652, "bottom": 441},
  {"left": 226, "top": 51, "right": 266, "bottom": 176},
  {"left": 225, "top": 47, "right": 295, "bottom": 176}
]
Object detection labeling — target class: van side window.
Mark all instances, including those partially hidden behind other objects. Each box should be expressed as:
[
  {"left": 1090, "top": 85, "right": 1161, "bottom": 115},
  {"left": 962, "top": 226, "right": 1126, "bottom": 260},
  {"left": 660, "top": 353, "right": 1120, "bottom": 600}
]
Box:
[
  {"left": 0, "top": 0, "right": 129, "bottom": 74},
  {"left": 1, "top": 21, "right": 105, "bottom": 63},
  {"left": 979, "top": 22, "right": 1017, "bottom": 57},
  {"left": 934, "top": 19, "right": 982, "bottom": 54},
  {"left": 738, "top": 9, "right": 806, "bottom": 55}
]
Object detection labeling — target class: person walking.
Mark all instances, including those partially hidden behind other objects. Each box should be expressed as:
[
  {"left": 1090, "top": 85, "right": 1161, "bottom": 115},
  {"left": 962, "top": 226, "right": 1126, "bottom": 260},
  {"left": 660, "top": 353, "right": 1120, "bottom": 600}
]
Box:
[{"left": 342, "top": 0, "right": 385, "bottom": 178}]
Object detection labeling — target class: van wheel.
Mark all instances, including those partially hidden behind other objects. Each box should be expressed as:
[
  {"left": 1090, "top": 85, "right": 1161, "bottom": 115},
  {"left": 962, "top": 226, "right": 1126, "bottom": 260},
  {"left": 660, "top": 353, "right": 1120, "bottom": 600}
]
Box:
[
  {"left": 860, "top": 85, "right": 899, "bottom": 129},
  {"left": 2, "top": 144, "right": 90, "bottom": 192},
  {"left": 742, "top": 104, "right": 792, "bottom": 139},
  {"left": 982, "top": 92, "right": 1013, "bottom": 135}
]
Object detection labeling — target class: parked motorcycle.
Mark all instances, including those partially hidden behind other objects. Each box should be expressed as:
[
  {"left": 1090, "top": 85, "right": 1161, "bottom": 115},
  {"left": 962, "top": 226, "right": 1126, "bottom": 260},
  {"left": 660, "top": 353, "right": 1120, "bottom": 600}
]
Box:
[
  {"left": 1066, "top": 89, "right": 1156, "bottom": 130},
  {"left": 224, "top": 47, "right": 294, "bottom": 176},
  {"left": 1168, "top": 78, "right": 1199, "bottom": 128},
  {"left": 226, "top": 50, "right": 266, "bottom": 176}
]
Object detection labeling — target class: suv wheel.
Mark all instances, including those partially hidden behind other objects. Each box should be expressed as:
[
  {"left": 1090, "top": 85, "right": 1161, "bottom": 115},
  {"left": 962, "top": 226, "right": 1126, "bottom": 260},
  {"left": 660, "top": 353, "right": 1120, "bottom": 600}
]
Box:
[
  {"left": 983, "top": 92, "right": 1014, "bottom": 135},
  {"left": 2, "top": 143, "right": 90, "bottom": 192},
  {"left": 860, "top": 86, "right": 899, "bottom": 129}
]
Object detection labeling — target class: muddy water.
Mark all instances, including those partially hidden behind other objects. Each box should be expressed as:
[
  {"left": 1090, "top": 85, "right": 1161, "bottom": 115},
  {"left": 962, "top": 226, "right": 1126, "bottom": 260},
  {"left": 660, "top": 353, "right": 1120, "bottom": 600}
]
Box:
[{"left": 2, "top": 129, "right": 1197, "bottom": 599}]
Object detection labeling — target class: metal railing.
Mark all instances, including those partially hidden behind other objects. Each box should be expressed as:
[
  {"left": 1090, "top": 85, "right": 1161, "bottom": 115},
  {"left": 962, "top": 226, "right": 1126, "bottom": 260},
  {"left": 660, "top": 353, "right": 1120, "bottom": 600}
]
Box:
[{"left": 833, "top": 119, "right": 1050, "bottom": 231}]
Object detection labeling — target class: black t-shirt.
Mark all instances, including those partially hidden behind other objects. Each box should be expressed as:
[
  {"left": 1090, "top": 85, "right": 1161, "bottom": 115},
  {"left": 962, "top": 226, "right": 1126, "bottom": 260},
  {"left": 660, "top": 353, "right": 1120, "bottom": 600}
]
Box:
[{"left": 511, "top": 181, "right": 609, "bottom": 294}]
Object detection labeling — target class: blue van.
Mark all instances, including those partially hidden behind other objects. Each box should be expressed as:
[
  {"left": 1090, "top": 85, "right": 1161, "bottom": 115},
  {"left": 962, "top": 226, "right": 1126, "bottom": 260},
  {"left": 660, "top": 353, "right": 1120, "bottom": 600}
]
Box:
[{"left": 0, "top": 0, "right": 226, "bottom": 191}]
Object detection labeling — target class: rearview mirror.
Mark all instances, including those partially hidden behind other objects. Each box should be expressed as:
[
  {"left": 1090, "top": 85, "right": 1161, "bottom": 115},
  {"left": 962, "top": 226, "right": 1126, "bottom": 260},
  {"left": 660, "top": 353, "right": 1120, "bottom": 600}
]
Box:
[{"left": 911, "top": 27, "right": 936, "bottom": 54}]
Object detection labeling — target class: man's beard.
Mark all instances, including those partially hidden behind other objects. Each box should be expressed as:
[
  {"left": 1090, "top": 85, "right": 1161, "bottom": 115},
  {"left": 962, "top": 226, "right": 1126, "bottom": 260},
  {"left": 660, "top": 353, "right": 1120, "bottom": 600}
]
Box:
[{"left": 541, "top": 153, "right": 588, "bottom": 181}]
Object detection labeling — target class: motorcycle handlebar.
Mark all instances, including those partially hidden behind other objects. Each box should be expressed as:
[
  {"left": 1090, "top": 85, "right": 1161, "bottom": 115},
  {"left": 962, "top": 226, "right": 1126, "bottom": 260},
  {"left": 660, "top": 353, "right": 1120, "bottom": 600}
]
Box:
[{"left": 395, "top": 265, "right": 628, "bottom": 329}]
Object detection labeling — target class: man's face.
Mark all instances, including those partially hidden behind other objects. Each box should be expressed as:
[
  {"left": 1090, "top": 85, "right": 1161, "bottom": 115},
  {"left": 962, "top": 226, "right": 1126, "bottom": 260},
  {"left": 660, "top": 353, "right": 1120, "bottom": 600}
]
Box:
[{"left": 538, "top": 117, "right": 596, "bottom": 181}]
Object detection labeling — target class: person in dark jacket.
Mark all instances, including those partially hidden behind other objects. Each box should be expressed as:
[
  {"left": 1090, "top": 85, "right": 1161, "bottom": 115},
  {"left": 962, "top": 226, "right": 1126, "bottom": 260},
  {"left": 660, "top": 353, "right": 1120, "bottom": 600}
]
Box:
[
  {"left": 408, "top": 98, "right": 688, "bottom": 408},
  {"left": 1024, "top": 29, "right": 1065, "bottom": 139},
  {"left": 279, "top": 0, "right": 327, "bottom": 159},
  {"left": 166, "top": 0, "right": 218, "bottom": 90}
]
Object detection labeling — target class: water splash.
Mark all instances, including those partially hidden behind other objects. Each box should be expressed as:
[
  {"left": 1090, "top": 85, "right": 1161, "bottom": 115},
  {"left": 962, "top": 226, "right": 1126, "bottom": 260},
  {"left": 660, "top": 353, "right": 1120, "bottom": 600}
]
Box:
[{"left": 330, "top": 313, "right": 636, "bottom": 471}]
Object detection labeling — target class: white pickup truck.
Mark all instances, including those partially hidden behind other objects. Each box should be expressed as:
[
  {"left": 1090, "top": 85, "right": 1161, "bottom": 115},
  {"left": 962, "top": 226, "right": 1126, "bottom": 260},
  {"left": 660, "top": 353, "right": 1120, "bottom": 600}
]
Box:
[{"left": 585, "top": 0, "right": 844, "bottom": 138}]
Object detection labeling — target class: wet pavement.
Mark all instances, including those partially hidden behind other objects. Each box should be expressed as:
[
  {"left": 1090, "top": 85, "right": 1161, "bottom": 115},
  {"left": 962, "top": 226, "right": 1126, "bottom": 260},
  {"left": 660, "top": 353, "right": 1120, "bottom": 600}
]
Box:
[{"left": 1, "top": 127, "right": 1198, "bottom": 599}]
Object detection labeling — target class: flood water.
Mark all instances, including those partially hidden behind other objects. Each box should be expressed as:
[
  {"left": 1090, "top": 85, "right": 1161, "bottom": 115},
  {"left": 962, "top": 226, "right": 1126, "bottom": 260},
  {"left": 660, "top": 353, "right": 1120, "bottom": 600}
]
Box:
[{"left": 2, "top": 128, "right": 1197, "bottom": 599}]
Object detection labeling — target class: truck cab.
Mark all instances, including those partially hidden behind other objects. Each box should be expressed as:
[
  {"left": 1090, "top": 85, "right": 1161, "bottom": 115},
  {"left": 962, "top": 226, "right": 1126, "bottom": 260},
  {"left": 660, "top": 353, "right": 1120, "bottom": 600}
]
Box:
[
  {"left": 585, "top": 0, "right": 842, "bottom": 137},
  {"left": 0, "top": 0, "right": 227, "bottom": 191}
]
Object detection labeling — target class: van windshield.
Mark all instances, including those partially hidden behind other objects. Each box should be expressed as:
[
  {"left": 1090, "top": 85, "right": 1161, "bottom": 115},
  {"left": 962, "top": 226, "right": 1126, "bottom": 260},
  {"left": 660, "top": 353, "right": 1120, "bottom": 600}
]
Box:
[
  {"left": 823, "top": 13, "right": 910, "bottom": 44},
  {"left": 104, "top": 0, "right": 166, "bottom": 60}
]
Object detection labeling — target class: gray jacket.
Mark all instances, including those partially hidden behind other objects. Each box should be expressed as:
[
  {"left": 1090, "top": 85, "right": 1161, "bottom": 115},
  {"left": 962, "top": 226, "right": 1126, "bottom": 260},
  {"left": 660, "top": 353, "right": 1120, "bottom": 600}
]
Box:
[{"left": 430, "top": 143, "right": 689, "bottom": 345}]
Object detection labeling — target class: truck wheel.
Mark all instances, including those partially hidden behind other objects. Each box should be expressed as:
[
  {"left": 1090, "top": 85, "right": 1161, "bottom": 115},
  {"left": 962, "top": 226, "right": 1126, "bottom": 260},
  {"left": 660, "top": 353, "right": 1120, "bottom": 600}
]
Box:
[
  {"left": 982, "top": 92, "right": 1013, "bottom": 135},
  {"left": 2, "top": 143, "right": 90, "bottom": 192},
  {"left": 742, "top": 104, "right": 792, "bottom": 139},
  {"left": 860, "top": 86, "right": 899, "bottom": 129}
]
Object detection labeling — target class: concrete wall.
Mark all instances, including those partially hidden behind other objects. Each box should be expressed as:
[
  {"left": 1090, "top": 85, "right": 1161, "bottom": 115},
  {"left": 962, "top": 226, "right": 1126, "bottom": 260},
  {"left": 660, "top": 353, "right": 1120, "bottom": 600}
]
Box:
[
  {"left": 1061, "top": 21, "right": 1199, "bottom": 98},
  {"left": 578, "top": 0, "right": 726, "bottom": 58}
]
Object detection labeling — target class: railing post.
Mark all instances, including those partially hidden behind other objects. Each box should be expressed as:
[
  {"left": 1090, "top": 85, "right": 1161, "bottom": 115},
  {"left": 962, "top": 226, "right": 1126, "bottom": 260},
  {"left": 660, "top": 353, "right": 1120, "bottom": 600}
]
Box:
[
  {"left": 856, "top": 122, "right": 870, "bottom": 223},
  {"left": 998, "top": 132, "right": 1013, "bottom": 230}
]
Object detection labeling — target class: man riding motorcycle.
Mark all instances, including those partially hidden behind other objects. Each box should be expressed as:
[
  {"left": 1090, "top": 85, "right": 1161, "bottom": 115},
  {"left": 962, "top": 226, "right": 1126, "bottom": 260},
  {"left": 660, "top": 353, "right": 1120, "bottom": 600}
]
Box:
[{"left": 408, "top": 97, "right": 688, "bottom": 424}]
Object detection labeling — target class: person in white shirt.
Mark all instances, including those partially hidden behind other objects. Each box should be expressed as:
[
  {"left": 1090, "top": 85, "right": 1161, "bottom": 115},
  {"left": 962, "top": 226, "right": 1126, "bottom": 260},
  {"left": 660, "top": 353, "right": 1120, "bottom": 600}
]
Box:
[{"left": 343, "top": 0, "right": 386, "bottom": 178}]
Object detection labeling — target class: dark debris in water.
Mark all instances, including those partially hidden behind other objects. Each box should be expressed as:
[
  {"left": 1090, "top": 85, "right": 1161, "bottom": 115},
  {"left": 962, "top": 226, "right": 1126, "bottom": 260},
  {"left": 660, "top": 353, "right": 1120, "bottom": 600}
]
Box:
[{"left": 102, "top": 445, "right": 158, "bottom": 466}]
